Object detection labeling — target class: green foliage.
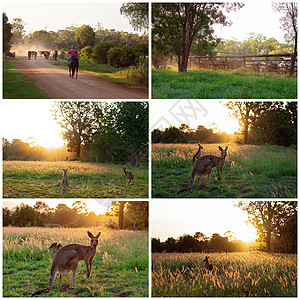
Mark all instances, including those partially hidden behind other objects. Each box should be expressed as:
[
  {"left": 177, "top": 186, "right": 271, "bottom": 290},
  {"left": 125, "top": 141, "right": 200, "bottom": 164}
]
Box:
[
  {"left": 152, "top": 68, "right": 297, "bottom": 99},
  {"left": 135, "top": 42, "right": 148, "bottom": 57},
  {"left": 116, "top": 62, "right": 148, "bottom": 86},
  {"left": 91, "top": 42, "right": 116, "bottom": 64},
  {"left": 120, "top": 46, "right": 137, "bottom": 67},
  {"left": 107, "top": 47, "right": 122, "bottom": 68},
  {"left": 3, "top": 13, "right": 13, "bottom": 52},
  {"left": 80, "top": 46, "right": 93, "bottom": 59},
  {"left": 3, "top": 59, "right": 47, "bottom": 99},
  {"left": 75, "top": 24, "right": 95, "bottom": 48}
]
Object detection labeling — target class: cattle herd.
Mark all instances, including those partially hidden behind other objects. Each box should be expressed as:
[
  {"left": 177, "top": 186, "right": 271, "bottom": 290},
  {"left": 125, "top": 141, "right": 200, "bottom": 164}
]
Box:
[{"left": 25, "top": 50, "right": 58, "bottom": 60}]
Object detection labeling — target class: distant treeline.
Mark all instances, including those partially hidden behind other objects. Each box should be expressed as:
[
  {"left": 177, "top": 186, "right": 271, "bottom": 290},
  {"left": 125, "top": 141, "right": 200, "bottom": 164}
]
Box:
[
  {"left": 3, "top": 102, "right": 148, "bottom": 166},
  {"left": 3, "top": 201, "right": 148, "bottom": 230},
  {"left": 152, "top": 230, "right": 297, "bottom": 254},
  {"left": 152, "top": 124, "right": 234, "bottom": 144},
  {"left": 152, "top": 232, "right": 249, "bottom": 253}
]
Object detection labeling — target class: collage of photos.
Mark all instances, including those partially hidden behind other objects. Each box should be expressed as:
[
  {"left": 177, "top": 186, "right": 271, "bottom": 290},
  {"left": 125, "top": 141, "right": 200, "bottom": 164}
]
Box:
[{"left": 1, "top": 0, "right": 298, "bottom": 298}]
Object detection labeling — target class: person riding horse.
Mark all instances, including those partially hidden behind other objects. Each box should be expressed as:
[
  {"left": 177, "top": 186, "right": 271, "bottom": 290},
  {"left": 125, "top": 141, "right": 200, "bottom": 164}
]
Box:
[{"left": 67, "top": 45, "right": 79, "bottom": 67}]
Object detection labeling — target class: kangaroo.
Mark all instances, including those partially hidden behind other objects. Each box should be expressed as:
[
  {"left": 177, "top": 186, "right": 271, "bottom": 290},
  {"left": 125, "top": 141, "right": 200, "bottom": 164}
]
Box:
[
  {"left": 192, "top": 143, "right": 203, "bottom": 163},
  {"left": 123, "top": 167, "right": 134, "bottom": 184},
  {"left": 203, "top": 256, "right": 214, "bottom": 274},
  {"left": 61, "top": 169, "right": 69, "bottom": 191},
  {"left": 31, "top": 232, "right": 101, "bottom": 296},
  {"left": 49, "top": 242, "right": 63, "bottom": 252},
  {"left": 190, "top": 146, "right": 228, "bottom": 188}
]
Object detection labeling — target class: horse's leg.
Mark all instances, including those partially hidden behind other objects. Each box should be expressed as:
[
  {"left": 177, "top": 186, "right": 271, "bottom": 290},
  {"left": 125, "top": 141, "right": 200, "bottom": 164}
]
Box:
[
  {"left": 76, "top": 67, "right": 78, "bottom": 79},
  {"left": 69, "top": 67, "right": 71, "bottom": 78}
]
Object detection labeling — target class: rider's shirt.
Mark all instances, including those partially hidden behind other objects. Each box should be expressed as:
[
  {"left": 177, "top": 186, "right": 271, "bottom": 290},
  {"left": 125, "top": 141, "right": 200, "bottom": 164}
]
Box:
[{"left": 69, "top": 49, "right": 78, "bottom": 56}]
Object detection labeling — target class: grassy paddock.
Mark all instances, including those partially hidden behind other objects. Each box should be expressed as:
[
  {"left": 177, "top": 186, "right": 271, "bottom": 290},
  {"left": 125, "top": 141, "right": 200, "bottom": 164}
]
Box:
[
  {"left": 3, "top": 161, "right": 148, "bottom": 198},
  {"left": 53, "top": 59, "right": 148, "bottom": 89},
  {"left": 152, "top": 143, "right": 297, "bottom": 198},
  {"left": 3, "top": 226, "right": 148, "bottom": 297},
  {"left": 152, "top": 67, "right": 297, "bottom": 99},
  {"left": 3, "top": 58, "right": 47, "bottom": 99},
  {"left": 152, "top": 252, "right": 297, "bottom": 297}
]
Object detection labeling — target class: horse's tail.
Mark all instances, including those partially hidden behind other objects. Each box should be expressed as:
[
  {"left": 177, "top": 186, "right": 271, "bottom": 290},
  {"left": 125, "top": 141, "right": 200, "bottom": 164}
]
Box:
[{"left": 31, "top": 287, "right": 50, "bottom": 297}]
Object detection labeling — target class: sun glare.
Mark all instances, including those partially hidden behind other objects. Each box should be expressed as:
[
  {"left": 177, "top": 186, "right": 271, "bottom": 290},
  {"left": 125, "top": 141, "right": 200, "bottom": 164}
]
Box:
[{"left": 220, "top": 117, "right": 240, "bottom": 134}]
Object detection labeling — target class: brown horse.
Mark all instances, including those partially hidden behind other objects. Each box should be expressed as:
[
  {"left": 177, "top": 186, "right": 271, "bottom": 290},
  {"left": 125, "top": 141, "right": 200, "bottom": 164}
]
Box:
[
  {"left": 27, "top": 51, "right": 32, "bottom": 60},
  {"left": 32, "top": 51, "right": 37, "bottom": 59},
  {"left": 69, "top": 56, "right": 79, "bottom": 79},
  {"left": 53, "top": 50, "right": 58, "bottom": 61}
]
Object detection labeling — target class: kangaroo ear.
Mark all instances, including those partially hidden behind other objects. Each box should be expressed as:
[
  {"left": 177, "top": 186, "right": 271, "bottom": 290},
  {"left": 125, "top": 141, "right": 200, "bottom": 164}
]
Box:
[
  {"left": 95, "top": 232, "right": 101, "bottom": 239},
  {"left": 218, "top": 146, "right": 223, "bottom": 151},
  {"left": 87, "top": 231, "right": 94, "bottom": 238},
  {"left": 224, "top": 146, "right": 228, "bottom": 151}
]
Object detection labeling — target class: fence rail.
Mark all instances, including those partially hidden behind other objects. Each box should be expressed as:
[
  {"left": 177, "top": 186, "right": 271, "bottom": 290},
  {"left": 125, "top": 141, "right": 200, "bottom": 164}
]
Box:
[{"left": 188, "top": 53, "right": 297, "bottom": 75}]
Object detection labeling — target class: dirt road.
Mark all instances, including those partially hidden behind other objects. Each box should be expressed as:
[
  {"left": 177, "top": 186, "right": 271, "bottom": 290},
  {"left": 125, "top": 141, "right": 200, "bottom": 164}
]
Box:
[{"left": 17, "top": 57, "right": 148, "bottom": 99}]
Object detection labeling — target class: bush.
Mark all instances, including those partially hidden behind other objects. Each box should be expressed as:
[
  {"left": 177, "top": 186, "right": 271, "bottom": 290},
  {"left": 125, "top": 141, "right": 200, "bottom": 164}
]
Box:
[
  {"left": 117, "top": 61, "right": 149, "bottom": 86},
  {"left": 91, "top": 42, "right": 116, "bottom": 64},
  {"left": 107, "top": 47, "right": 122, "bottom": 68},
  {"left": 81, "top": 46, "right": 93, "bottom": 59},
  {"left": 134, "top": 43, "right": 148, "bottom": 58},
  {"left": 120, "top": 46, "right": 137, "bottom": 67},
  {"left": 58, "top": 50, "right": 67, "bottom": 59}
]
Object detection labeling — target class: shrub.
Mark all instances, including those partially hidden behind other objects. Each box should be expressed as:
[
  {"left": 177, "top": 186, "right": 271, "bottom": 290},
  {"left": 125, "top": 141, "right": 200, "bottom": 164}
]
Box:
[
  {"left": 117, "top": 61, "right": 148, "bottom": 86},
  {"left": 107, "top": 47, "right": 122, "bottom": 68},
  {"left": 80, "top": 46, "right": 93, "bottom": 59},
  {"left": 134, "top": 43, "right": 148, "bottom": 58},
  {"left": 91, "top": 42, "right": 116, "bottom": 64},
  {"left": 120, "top": 46, "right": 137, "bottom": 67}
]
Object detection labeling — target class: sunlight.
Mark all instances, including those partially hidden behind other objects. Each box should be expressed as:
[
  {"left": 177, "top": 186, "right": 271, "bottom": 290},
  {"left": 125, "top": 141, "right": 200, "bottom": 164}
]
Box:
[
  {"left": 219, "top": 116, "right": 240, "bottom": 134},
  {"left": 236, "top": 224, "right": 257, "bottom": 243}
]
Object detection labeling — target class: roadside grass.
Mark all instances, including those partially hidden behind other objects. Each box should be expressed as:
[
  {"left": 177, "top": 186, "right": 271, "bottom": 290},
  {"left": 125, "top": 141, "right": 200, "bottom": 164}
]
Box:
[
  {"left": 152, "top": 143, "right": 297, "bottom": 198},
  {"left": 3, "top": 161, "right": 148, "bottom": 198},
  {"left": 3, "top": 58, "right": 47, "bottom": 99},
  {"left": 152, "top": 67, "right": 297, "bottom": 99},
  {"left": 152, "top": 252, "right": 297, "bottom": 297},
  {"left": 53, "top": 59, "right": 148, "bottom": 90},
  {"left": 3, "top": 227, "right": 148, "bottom": 297}
]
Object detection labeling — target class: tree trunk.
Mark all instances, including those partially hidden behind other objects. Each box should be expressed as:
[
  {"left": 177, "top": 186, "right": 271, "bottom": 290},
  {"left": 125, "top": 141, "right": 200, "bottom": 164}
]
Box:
[
  {"left": 290, "top": 35, "right": 297, "bottom": 77},
  {"left": 76, "top": 142, "right": 81, "bottom": 160},
  {"left": 131, "top": 151, "right": 140, "bottom": 167},
  {"left": 119, "top": 202, "right": 125, "bottom": 229}
]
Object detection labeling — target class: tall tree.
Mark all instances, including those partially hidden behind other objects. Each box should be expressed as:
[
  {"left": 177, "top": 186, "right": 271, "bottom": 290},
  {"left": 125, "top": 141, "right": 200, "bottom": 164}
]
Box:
[
  {"left": 272, "top": 2, "right": 298, "bottom": 76},
  {"left": 120, "top": 3, "right": 149, "bottom": 32},
  {"left": 11, "top": 18, "right": 26, "bottom": 45},
  {"left": 152, "top": 3, "right": 244, "bottom": 73},
  {"left": 107, "top": 201, "right": 127, "bottom": 229},
  {"left": 3, "top": 13, "right": 13, "bottom": 53},
  {"left": 52, "top": 102, "right": 101, "bottom": 159},
  {"left": 225, "top": 102, "right": 258, "bottom": 144},
  {"left": 75, "top": 25, "right": 95, "bottom": 49},
  {"left": 237, "top": 201, "right": 297, "bottom": 253}
]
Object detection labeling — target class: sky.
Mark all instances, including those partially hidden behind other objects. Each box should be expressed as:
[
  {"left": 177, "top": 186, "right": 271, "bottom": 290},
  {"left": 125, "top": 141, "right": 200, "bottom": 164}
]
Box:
[
  {"left": 3, "top": 2, "right": 143, "bottom": 35},
  {"left": 213, "top": 1, "right": 285, "bottom": 42},
  {"left": 151, "top": 199, "right": 257, "bottom": 243},
  {"left": 150, "top": 99, "right": 240, "bottom": 134},
  {"left": 3, "top": 199, "right": 112, "bottom": 215},
  {"left": 1, "top": 100, "right": 64, "bottom": 148}
]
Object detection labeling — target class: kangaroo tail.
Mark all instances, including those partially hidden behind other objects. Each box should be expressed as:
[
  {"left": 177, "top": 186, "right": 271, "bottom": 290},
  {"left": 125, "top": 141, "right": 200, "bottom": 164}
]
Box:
[
  {"left": 176, "top": 187, "right": 191, "bottom": 194},
  {"left": 31, "top": 287, "right": 50, "bottom": 297}
]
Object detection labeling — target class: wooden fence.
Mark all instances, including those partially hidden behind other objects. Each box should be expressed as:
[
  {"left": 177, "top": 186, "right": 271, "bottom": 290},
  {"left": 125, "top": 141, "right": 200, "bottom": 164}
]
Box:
[{"left": 188, "top": 53, "right": 297, "bottom": 75}]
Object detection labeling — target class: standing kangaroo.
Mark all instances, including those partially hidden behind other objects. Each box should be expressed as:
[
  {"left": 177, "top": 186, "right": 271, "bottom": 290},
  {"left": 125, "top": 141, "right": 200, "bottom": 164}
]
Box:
[
  {"left": 123, "top": 167, "right": 134, "bottom": 184},
  {"left": 61, "top": 169, "right": 69, "bottom": 191},
  {"left": 31, "top": 232, "right": 101, "bottom": 296},
  {"left": 190, "top": 146, "right": 228, "bottom": 188},
  {"left": 192, "top": 143, "right": 203, "bottom": 163},
  {"left": 203, "top": 256, "right": 214, "bottom": 274}
]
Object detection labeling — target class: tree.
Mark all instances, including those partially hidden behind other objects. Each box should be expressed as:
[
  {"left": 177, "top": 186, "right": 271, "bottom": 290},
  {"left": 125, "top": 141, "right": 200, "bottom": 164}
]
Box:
[
  {"left": 152, "top": 3, "right": 244, "bottom": 73},
  {"left": 272, "top": 3, "right": 298, "bottom": 76},
  {"left": 120, "top": 3, "right": 149, "bottom": 32},
  {"left": 107, "top": 201, "right": 127, "bottom": 229},
  {"left": 25, "top": 30, "right": 54, "bottom": 49},
  {"left": 225, "top": 102, "right": 257, "bottom": 144},
  {"left": 52, "top": 102, "right": 101, "bottom": 159},
  {"left": 152, "top": 238, "right": 163, "bottom": 252},
  {"left": 75, "top": 25, "right": 95, "bottom": 49},
  {"left": 3, "top": 207, "right": 12, "bottom": 226},
  {"left": 237, "top": 201, "right": 297, "bottom": 253},
  {"left": 126, "top": 201, "right": 148, "bottom": 229},
  {"left": 11, "top": 204, "right": 42, "bottom": 227},
  {"left": 11, "top": 18, "right": 26, "bottom": 45},
  {"left": 3, "top": 13, "right": 13, "bottom": 53}
]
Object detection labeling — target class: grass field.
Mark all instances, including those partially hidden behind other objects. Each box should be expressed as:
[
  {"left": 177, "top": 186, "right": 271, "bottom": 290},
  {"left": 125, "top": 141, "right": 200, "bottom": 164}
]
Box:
[
  {"left": 3, "top": 58, "right": 47, "bottom": 99},
  {"left": 152, "top": 143, "right": 297, "bottom": 198},
  {"left": 152, "top": 68, "right": 297, "bottom": 99},
  {"left": 53, "top": 59, "right": 148, "bottom": 90},
  {"left": 3, "top": 161, "right": 148, "bottom": 198},
  {"left": 152, "top": 252, "right": 297, "bottom": 297},
  {"left": 3, "top": 226, "right": 148, "bottom": 297}
]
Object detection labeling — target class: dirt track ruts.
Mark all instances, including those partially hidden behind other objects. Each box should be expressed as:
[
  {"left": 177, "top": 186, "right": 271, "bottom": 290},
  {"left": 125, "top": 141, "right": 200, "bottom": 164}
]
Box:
[{"left": 17, "top": 57, "right": 148, "bottom": 99}]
